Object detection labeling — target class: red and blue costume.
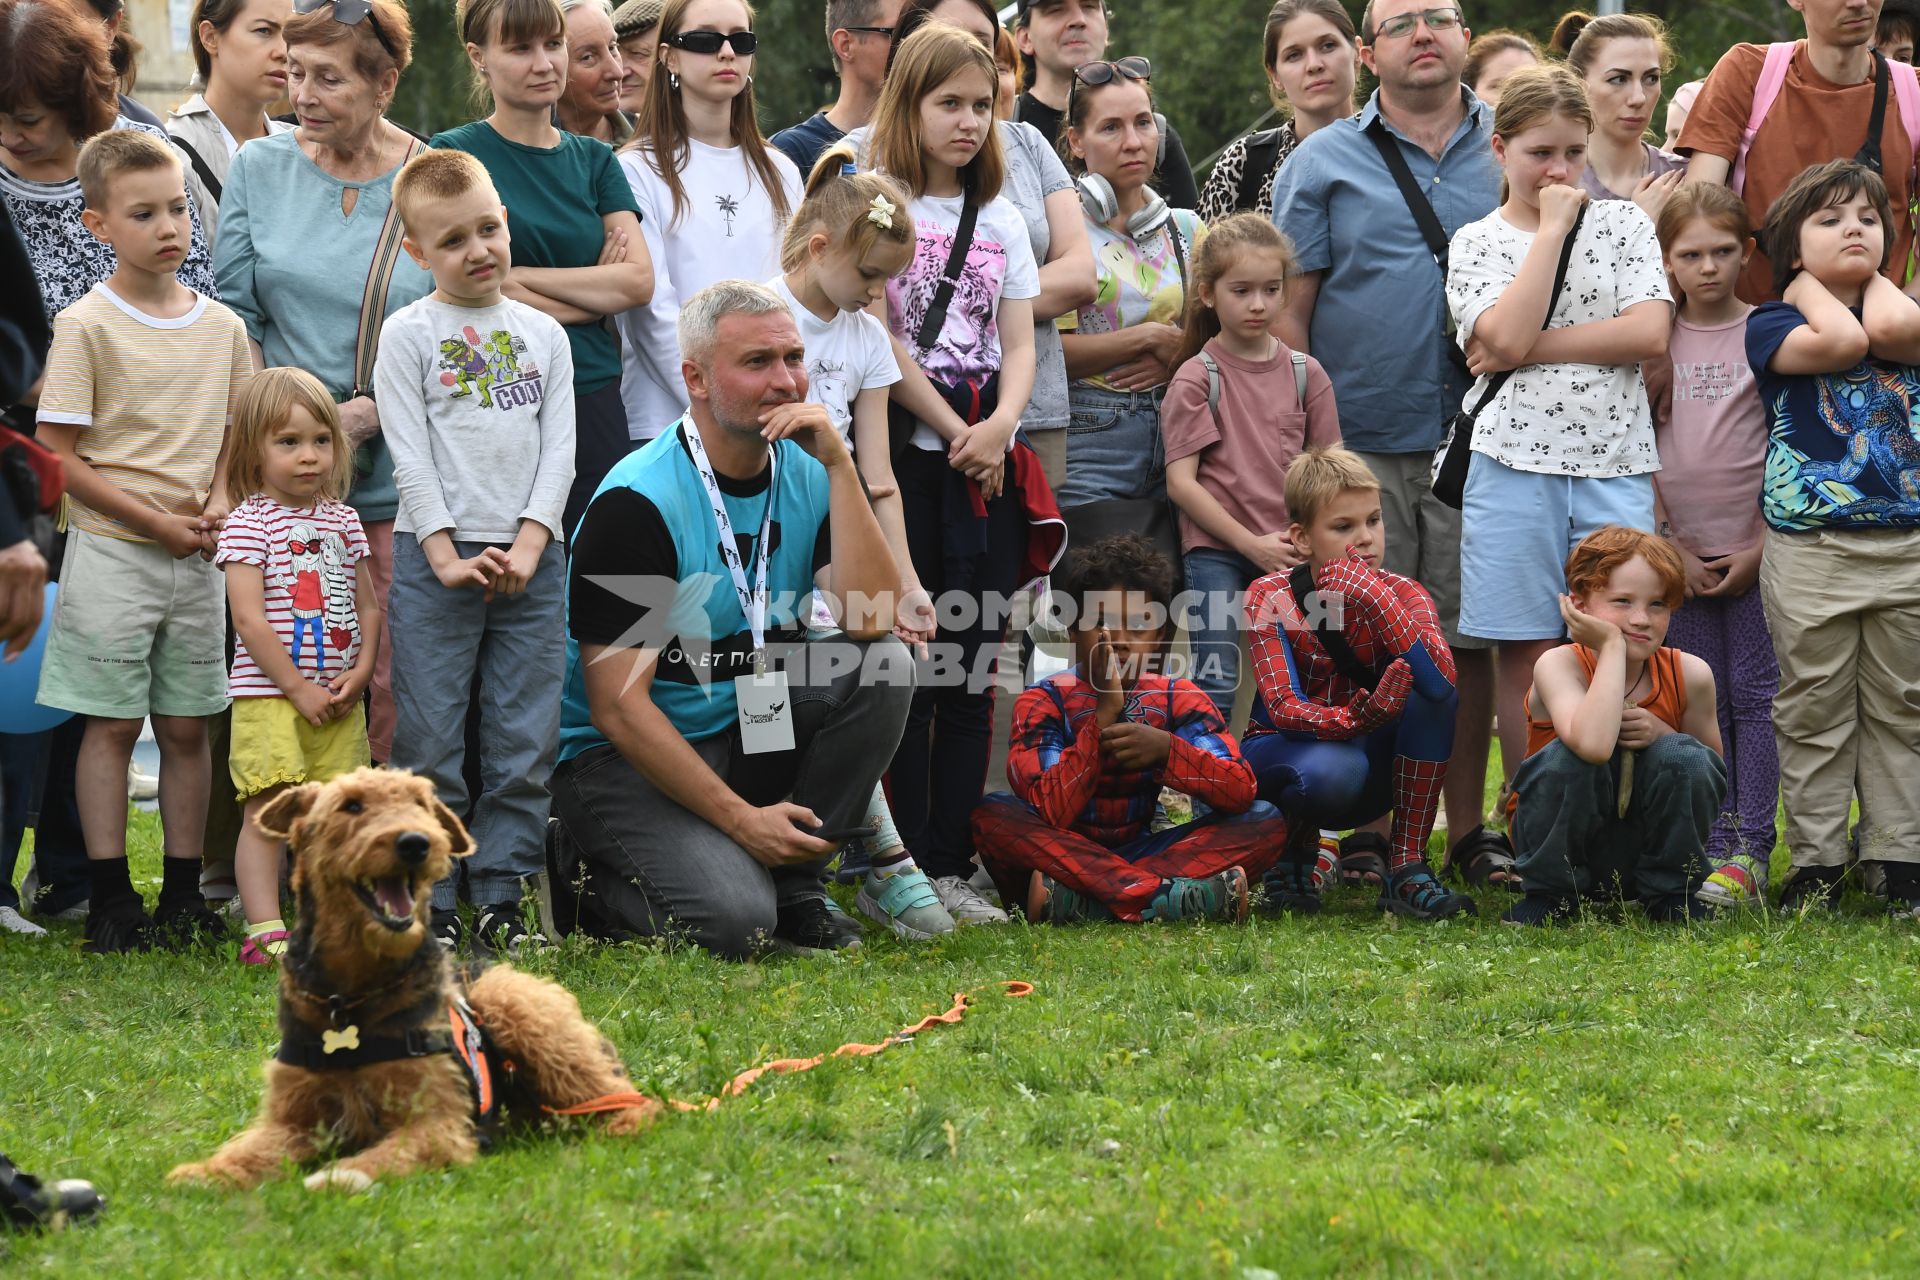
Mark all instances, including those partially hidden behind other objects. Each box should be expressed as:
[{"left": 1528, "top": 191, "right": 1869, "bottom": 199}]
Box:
[
  {"left": 971, "top": 671, "right": 1287, "bottom": 921},
  {"left": 1243, "top": 556, "right": 1456, "bottom": 871}
]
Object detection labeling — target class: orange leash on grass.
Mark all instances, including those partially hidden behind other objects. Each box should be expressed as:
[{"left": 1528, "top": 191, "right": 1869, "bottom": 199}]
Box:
[{"left": 543, "top": 980, "right": 1035, "bottom": 1118}]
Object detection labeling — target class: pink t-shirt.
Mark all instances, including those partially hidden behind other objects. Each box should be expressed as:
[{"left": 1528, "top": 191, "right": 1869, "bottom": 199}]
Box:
[
  {"left": 1649, "top": 310, "right": 1767, "bottom": 557},
  {"left": 215, "top": 494, "right": 369, "bottom": 697},
  {"left": 1161, "top": 337, "right": 1341, "bottom": 554}
]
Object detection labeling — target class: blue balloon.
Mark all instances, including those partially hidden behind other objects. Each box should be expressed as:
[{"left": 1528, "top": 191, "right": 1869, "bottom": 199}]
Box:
[{"left": 0, "top": 583, "right": 75, "bottom": 735}]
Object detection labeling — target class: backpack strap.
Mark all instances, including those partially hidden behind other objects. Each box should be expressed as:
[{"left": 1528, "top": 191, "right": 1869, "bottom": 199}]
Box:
[
  {"left": 1287, "top": 562, "right": 1380, "bottom": 691},
  {"left": 170, "top": 134, "right": 222, "bottom": 204},
  {"left": 1154, "top": 111, "right": 1169, "bottom": 173},
  {"left": 1236, "top": 128, "right": 1285, "bottom": 213},
  {"left": 1890, "top": 57, "right": 1920, "bottom": 161},
  {"left": 1732, "top": 41, "right": 1797, "bottom": 196},
  {"left": 1291, "top": 350, "right": 1308, "bottom": 412},
  {"left": 1199, "top": 350, "right": 1225, "bottom": 434}
]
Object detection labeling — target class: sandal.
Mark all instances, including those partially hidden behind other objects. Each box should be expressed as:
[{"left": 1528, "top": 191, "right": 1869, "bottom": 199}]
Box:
[
  {"left": 1444, "top": 824, "right": 1521, "bottom": 889},
  {"left": 239, "top": 928, "right": 288, "bottom": 966},
  {"left": 1336, "top": 832, "right": 1390, "bottom": 890}
]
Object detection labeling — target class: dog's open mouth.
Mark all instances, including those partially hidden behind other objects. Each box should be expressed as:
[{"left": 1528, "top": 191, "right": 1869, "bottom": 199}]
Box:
[{"left": 351, "top": 876, "right": 422, "bottom": 931}]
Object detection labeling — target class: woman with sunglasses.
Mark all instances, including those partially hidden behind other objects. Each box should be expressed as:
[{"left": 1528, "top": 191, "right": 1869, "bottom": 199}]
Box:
[
  {"left": 1196, "top": 0, "right": 1359, "bottom": 223},
  {"left": 1055, "top": 56, "right": 1202, "bottom": 518},
  {"left": 434, "top": 0, "right": 652, "bottom": 532},
  {"left": 215, "top": 0, "right": 432, "bottom": 769},
  {"left": 165, "top": 0, "right": 295, "bottom": 243},
  {"left": 615, "top": 0, "right": 799, "bottom": 443}
]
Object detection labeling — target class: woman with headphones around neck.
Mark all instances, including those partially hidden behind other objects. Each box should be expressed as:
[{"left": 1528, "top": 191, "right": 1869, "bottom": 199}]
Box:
[{"left": 1054, "top": 57, "right": 1204, "bottom": 511}]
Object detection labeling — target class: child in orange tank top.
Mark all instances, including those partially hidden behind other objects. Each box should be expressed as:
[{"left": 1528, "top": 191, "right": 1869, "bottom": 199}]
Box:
[{"left": 1503, "top": 527, "right": 1728, "bottom": 925}]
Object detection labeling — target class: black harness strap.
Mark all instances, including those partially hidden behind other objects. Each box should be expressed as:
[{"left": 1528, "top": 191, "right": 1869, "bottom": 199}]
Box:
[{"left": 275, "top": 1025, "right": 455, "bottom": 1071}]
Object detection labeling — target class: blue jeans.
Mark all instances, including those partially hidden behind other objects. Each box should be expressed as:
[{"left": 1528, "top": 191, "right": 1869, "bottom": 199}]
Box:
[
  {"left": 1180, "top": 547, "right": 1260, "bottom": 724},
  {"left": 389, "top": 533, "right": 566, "bottom": 909},
  {"left": 1058, "top": 384, "right": 1166, "bottom": 508}
]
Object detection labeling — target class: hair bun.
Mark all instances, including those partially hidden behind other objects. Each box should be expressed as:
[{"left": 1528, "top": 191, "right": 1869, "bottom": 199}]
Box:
[{"left": 1549, "top": 10, "right": 1593, "bottom": 56}]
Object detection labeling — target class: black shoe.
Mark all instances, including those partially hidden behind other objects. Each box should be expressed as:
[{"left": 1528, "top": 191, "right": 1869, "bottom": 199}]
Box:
[
  {"left": 1257, "top": 859, "right": 1323, "bottom": 916},
  {"left": 80, "top": 905, "right": 154, "bottom": 955},
  {"left": 1643, "top": 892, "right": 1715, "bottom": 923},
  {"left": 831, "top": 842, "right": 874, "bottom": 885},
  {"left": 473, "top": 902, "right": 551, "bottom": 957},
  {"left": 1501, "top": 892, "right": 1577, "bottom": 927},
  {"left": 773, "top": 895, "right": 863, "bottom": 953},
  {"left": 1778, "top": 865, "right": 1845, "bottom": 915},
  {"left": 153, "top": 897, "right": 231, "bottom": 950},
  {"left": 0, "top": 1155, "right": 103, "bottom": 1232},
  {"left": 536, "top": 817, "right": 580, "bottom": 940},
  {"left": 430, "top": 908, "right": 464, "bottom": 952}
]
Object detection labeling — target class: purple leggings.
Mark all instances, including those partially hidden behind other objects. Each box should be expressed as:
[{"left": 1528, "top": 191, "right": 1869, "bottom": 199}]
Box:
[{"left": 1664, "top": 587, "right": 1780, "bottom": 863}]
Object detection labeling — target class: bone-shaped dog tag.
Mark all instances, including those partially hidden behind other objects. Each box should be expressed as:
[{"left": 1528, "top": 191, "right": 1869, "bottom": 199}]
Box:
[{"left": 322, "top": 1025, "right": 361, "bottom": 1055}]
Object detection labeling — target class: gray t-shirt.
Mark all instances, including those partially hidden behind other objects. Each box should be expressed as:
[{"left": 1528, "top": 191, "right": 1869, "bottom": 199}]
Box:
[{"left": 848, "top": 119, "right": 1074, "bottom": 431}]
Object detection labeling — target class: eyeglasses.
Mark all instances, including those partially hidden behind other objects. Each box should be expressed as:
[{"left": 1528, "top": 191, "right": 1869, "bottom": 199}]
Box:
[
  {"left": 666, "top": 28, "right": 758, "bottom": 56},
  {"left": 842, "top": 25, "right": 894, "bottom": 39},
  {"left": 1367, "top": 7, "right": 1463, "bottom": 40},
  {"left": 291, "top": 0, "right": 399, "bottom": 62}
]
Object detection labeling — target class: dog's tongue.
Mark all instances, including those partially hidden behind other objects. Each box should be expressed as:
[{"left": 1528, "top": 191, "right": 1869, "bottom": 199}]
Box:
[{"left": 373, "top": 875, "right": 415, "bottom": 918}]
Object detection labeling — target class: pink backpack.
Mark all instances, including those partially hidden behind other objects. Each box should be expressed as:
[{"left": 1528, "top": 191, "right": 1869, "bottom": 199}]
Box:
[{"left": 1732, "top": 41, "right": 1920, "bottom": 194}]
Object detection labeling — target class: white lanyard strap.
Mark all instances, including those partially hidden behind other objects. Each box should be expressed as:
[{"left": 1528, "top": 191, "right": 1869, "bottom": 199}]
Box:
[{"left": 684, "top": 420, "right": 777, "bottom": 660}]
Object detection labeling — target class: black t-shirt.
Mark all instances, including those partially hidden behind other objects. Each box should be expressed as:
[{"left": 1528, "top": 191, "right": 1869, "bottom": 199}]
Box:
[{"left": 1013, "top": 91, "right": 1202, "bottom": 210}]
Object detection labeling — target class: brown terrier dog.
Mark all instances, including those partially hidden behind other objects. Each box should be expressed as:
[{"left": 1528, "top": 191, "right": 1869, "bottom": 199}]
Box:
[{"left": 168, "top": 768, "right": 658, "bottom": 1193}]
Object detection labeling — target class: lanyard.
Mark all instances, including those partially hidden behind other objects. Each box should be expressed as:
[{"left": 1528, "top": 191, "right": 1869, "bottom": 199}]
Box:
[{"left": 684, "top": 420, "right": 777, "bottom": 670}]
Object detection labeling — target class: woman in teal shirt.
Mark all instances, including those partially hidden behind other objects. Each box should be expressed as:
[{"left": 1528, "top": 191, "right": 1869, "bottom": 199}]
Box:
[{"left": 435, "top": 0, "right": 653, "bottom": 533}]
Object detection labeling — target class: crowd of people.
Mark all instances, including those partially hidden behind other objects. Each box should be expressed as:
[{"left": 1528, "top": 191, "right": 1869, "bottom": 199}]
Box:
[{"left": 1, "top": 0, "right": 1918, "bottom": 966}]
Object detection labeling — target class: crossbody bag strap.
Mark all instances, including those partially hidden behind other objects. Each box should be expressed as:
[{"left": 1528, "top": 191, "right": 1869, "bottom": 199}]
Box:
[
  {"left": 1856, "top": 50, "right": 1892, "bottom": 175},
  {"left": 171, "top": 135, "right": 223, "bottom": 205},
  {"left": 915, "top": 187, "right": 979, "bottom": 353},
  {"left": 1288, "top": 562, "right": 1379, "bottom": 691},
  {"left": 1364, "top": 118, "right": 1473, "bottom": 380},
  {"left": 1459, "top": 203, "right": 1588, "bottom": 424},
  {"left": 350, "top": 137, "right": 424, "bottom": 400}
]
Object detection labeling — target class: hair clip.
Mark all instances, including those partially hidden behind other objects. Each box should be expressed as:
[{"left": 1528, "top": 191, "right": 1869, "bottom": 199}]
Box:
[
  {"left": 867, "top": 194, "right": 896, "bottom": 229},
  {"left": 842, "top": 161, "right": 858, "bottom": 177}
]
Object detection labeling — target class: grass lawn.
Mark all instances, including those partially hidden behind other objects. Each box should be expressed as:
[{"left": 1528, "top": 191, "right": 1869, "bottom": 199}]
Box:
[{"left": 5, "top": 800, "right": 1920, "bottom": 1279}]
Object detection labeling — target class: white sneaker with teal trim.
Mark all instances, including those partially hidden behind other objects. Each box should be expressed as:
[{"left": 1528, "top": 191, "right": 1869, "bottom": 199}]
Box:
[{"left": 856, "top": 868, "right": 956, "bottom": 940}]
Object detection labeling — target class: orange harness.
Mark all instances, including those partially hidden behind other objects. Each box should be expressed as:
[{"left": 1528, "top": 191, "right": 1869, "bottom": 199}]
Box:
[{"left": 541, "top": 980, "right": 1036, "bottom": 1118}]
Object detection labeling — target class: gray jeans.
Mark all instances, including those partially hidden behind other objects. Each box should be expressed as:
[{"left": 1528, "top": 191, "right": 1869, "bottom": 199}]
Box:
[
  {"left": 389, "top": 533, "right": 565, "bottom": 909},
  {"left": 550, "top": 633, "right": 914, "bottom": 958},
  {"left": 1511, "top": 734, "right": 1728, "bottom": 900}
]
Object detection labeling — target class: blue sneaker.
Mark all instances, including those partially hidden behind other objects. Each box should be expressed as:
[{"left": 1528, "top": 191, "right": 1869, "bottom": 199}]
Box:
[
  {"left": 855, "top": 867, "right": 955, "bottom": 940},
  {"left": 1379, "top": 860, "right": 1476, "bottom": 921},
  {"left": 1025, "top": 872, "right": 1114, "bottom": 924},
  {"left": 1143, "top": 867, "right": 1249, "bottom": 924}
]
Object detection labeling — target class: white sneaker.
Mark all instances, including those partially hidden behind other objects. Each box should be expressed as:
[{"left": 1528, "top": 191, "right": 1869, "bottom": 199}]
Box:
[
  {"left": 965, "top": 863, "right": 1002, "bottom": 905},
  {"left": 128, "top": 762, "right": 159, "bottom": 802},
  {"left": 0, "top": 905, "right": 49, "bottom": 937},
  {"left": 931, "top": 875, "right": 1010, "bottom": 925}
]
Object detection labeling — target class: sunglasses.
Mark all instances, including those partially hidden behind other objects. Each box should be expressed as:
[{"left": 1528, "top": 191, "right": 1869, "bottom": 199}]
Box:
[
  {"left": 1068, "top": 56, "right": 1150, "bottom": 115},
  {"left": 667, "top": 28, "right": 758, "bottom": 56},
  {"left": 287, "top": 539, "right": 322, "bottom": 555},
  {"left": 291, "top": 0, "right": 399, "bottom": 61}
]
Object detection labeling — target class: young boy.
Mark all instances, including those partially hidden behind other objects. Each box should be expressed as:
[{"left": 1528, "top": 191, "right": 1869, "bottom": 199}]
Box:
[
  {"left": 376, "top": 149, "right": 575, "bottom": 953},
  {"left": 1240, "top": 447, "right": 1474, "bottom": 921},
  {"left": 1502, "top": 526, "right": 1727, "bottom": 925},
  {"left": 971, "top": 535, "right": 1286, "bottom": 924},
  {"left": 35, "top": 130, "right": 251, "bottom": 954},
  {"left": 1746, "top": 160, "right": 1920, "bottom": 915}
]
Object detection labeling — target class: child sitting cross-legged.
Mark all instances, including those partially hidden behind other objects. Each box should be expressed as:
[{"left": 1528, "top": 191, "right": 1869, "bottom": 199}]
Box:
[
  {"left": 1502, "top": 526, "right": 1728, "bottom": 925},
  {"left": 971, "top": 535, "right": 1288, "bottom": 924},
  {"left": 1241, "top": 447, "right": 1475, "bottom": 922}
]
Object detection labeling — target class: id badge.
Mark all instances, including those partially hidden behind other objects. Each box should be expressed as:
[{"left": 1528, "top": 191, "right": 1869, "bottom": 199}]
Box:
[{"left": 735, "top": 670, "right": 794, "bottom": 754}]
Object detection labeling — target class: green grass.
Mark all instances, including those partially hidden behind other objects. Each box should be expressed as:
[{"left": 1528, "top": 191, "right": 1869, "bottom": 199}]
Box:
[{"left": 6, "top": 806, "right": 1920, "bottom": 1278}]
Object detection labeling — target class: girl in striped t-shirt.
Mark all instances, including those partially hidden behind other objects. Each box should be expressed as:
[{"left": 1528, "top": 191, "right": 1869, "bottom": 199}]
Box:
[{"left": 214, "top": 369, "right": 381, "bottom": 965}]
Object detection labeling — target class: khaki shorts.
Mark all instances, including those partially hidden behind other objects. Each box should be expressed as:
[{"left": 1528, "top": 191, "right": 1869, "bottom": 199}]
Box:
[
  {"left": 37, "top": 528, "right": 229, "bottom": 719},
  {"left": 1351, "top": 450, "right": 1492, "bottom": 652},
  {"left": 229, "top": 697, "right": 370, "bottom": 802}
]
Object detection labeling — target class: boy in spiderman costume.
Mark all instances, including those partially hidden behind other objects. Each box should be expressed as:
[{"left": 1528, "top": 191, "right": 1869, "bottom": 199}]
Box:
[
  {"left": 972, "top": 535, "right": 1287, "bottom": 924},
  {"left": 1242, "top": 448, "right": 1475, "bottom": 921}
]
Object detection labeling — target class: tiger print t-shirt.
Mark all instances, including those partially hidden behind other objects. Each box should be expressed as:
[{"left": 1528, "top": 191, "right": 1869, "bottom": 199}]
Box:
[{"left": 885, "top": 191, "right": 1040, "bottom": 452}]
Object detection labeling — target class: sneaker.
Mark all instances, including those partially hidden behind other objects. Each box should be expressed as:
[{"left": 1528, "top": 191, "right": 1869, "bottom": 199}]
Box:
[
  {"left": 535, "top": 817, "right": 579, "bottom": 941},
  {"left": 1025, "top": 871, "right": 1112, "bottom": 924},
  {"left": 1644, "top": 892, "right": 1716, "bottom": 923},
  {"left": 855, "top": 867, "right": 955, "bottom": 940},
  {"left": 966, "top": 862, "right": 1002, "bottom": 905},
  {"left": 0, "top": 1156, "right": 104, "bottom": 1231},
  {"left": 1881, "top": 863, "right": 1920, "bottom": 920},
  {"left": 1778, "top": 864, "right": 1845, "bottom": 915},
  {"left": 1501, "top": 892, "right": 1577, "bottom": 927},
  {"left": 81, "top": 905, "right": 154, "bottom": 955},
  {"left": 772, "top": 895, "right": 863, "bottom": 953},
  {"left": 819, "top": 896, "right": 866, "bottom": 946},
  {"left": 126, "top": 761, "right": 159, "bottom": 802},
  {"left": 1696, "top": 855, "right": 1767, "bottom": 910},
  {"left": 931, "top": 875, "right": 1011, "bottom": 926},
  {"left": 1379, "top": 860, "right": 1477, "bottom": 921},
  {"left": 430, "top": 909, "right": 464, "bottom": 952},
  {"left": 1143, "top": 867, "right": 1249, "bottom": 924},
  {"left": 1257, "top": 859, "right": 1324, "bottom": 916},
  {"left": 473, "top": 903, "right": 551, "bottom": 957},
  {"left": 0, "top": 905, "right": 48, "bottom": 937},
  {"left": 239, "top": 928, "right": 288, "bottom": 966},
  {"left": 22, "top": 870, "right": 87, "bottom": 923},
  {"left": 831, "top": 839, "right": 875, "bottom": 885},
  {"left": 153, "top": 898, "right": 231, "bottom": 951}
]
